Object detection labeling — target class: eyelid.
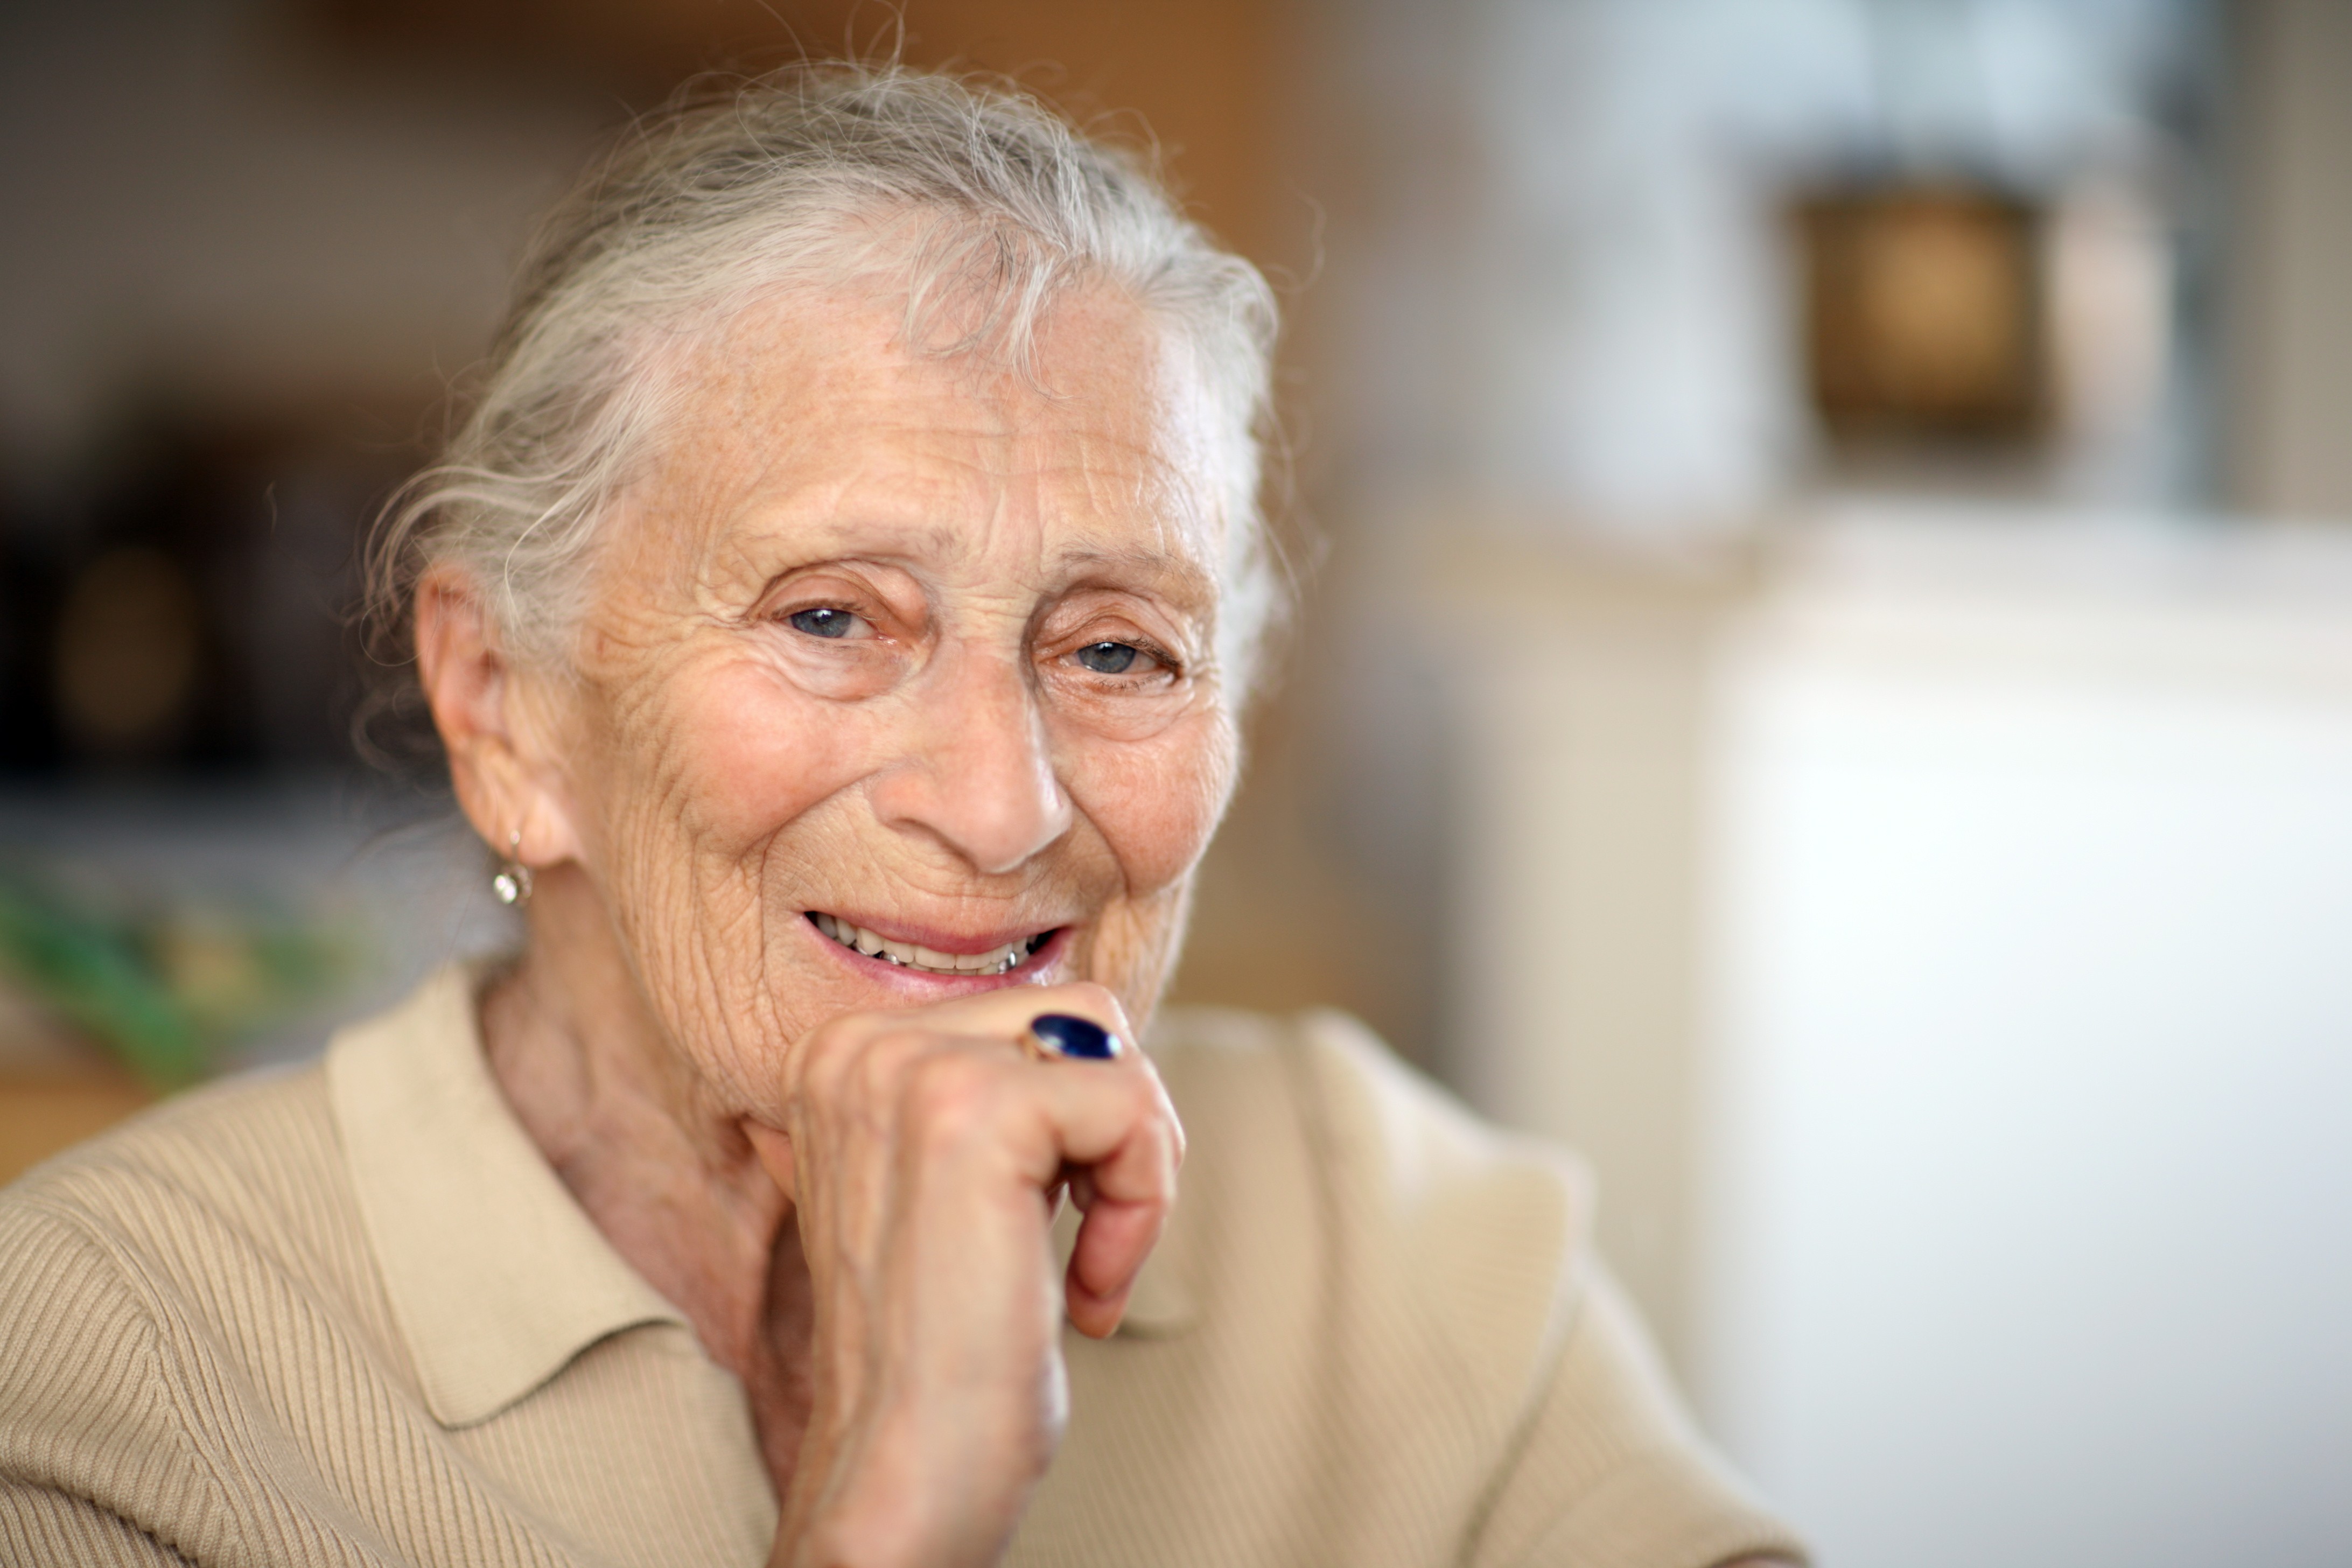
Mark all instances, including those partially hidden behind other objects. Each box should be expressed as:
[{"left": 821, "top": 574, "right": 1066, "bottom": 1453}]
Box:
[
  {"left": 776, "top": 597, "right": 867, "bottom": 625},
  {"left": 1060, "top": 631, "right": 1180, "bottom": 678},
  {"left": 764, "top": 573, "right": 900, "bottom": 640},
  {"left": 758, "top": 558, "right": 917, "bottom": 614}
]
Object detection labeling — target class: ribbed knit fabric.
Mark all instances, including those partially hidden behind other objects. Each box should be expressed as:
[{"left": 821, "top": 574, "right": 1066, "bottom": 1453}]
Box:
[{"left": 0, "top": 970, "right": 1804, "bottom": 1567}]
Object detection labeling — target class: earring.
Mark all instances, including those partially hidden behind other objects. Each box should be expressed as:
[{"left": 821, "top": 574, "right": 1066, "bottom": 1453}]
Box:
[{"left": 491, "top": 831, "right": 534, "bottom": 907}]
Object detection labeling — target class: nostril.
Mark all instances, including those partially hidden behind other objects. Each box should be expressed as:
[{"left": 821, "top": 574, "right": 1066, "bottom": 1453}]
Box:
[{"left": 862, "top": 674, "right": 1071, "bottom": 874}]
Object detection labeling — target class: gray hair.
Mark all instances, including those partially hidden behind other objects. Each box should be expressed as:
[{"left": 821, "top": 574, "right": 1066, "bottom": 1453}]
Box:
[{"left": 369, "top": 64, "right": 1282, "bottom": 696}]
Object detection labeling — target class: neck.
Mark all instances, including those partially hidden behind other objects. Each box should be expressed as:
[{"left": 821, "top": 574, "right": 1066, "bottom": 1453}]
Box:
[{"left": 478, "top": 863, "right": 813, "bottom": 1484}]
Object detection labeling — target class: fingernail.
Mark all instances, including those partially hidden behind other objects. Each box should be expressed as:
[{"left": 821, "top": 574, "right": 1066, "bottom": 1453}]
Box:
[{"left": 1030, "top": 1012, "right": 1119, "bottom": 1060}]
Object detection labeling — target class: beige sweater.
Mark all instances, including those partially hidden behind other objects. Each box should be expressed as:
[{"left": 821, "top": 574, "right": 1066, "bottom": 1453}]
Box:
[{"left": 0, "top": 967, "right": 1802, "bottom": 1566}]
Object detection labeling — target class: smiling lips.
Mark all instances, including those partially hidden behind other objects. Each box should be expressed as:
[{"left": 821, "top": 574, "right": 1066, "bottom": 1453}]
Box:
[{"left": 808, "top": 912, "right": 1053, "bottom": 976}]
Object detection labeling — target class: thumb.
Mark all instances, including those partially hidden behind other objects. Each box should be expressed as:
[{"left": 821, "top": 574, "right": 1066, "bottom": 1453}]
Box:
[{"left": 743, "top": 1121, "right": 799, "bottom": 1205}]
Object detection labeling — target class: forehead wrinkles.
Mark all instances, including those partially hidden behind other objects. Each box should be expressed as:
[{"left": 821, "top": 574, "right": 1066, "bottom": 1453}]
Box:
[
  {"left": 890, "top": 277, "right": 1226, "bottom": 558},
  {"left": 1110, "top": 320, "right": 1228, "bottom": 571},
  {"left": 631, "top": 284, "right": 1227, "bottom": 593},
  {"left": 1029, "top": 322, "right": 1224, "bottom": 577}
]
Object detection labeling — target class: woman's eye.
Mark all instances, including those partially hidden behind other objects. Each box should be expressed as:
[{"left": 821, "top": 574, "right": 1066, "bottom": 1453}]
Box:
[
  {"left": 1074, "top": 641, "right": 1141, "bottom": 675},
  {"left": 787, "top": 606, "right": 859, "bottom": 639}
]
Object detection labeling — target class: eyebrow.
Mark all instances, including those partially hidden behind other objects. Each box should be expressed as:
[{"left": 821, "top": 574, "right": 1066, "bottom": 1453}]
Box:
[
  {"left": 1051, "top": 543, "right": 1221, "bottom": 606},
  {"left": 717, "top": 505, "right": 1223, "bottom": 610}
]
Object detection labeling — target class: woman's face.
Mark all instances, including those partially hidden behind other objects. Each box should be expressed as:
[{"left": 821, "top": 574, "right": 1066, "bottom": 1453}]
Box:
[{"left": 532, "top": 284, "right": 1241, "bottom": 1113}]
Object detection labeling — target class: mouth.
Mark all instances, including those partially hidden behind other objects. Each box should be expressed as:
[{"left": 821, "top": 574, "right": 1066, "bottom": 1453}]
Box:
[{"left": 807, "top": 912, "right": 1055, "bottom": 977}]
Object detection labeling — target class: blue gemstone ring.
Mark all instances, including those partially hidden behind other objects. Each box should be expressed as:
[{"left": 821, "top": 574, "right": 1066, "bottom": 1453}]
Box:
[{"left": 1024, "top": 1012, "right": 1121, "bottom": 1061}]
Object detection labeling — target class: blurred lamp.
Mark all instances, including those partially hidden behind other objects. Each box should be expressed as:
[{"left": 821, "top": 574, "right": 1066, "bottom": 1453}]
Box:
[{"left": 1795, "top": 185, "right": 2047, "bottom": 443}]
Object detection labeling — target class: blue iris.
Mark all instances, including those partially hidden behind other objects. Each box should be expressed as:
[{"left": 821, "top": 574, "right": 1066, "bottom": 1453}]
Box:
[
  {"left": 1075, "top": 641, "right": 1138, "bottom": 674},
  {"left": 789, "top": 607, "right": 854, "bottom": 638}
]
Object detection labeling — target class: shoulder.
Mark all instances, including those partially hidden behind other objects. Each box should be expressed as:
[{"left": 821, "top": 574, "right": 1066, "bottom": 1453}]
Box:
[
  {"left": 1, "top": 1062, "right": 340, "bottom": 1261},
  {"left": 1125, "top": 1009, "right": 1807, "bottom": 1565},
  {"left": 0, "top": 1070, "right": 338, "bottom": 1558},
  {"left": 1149, "top": 1004, "right": 1594, "bottom": 1270},
  {"left": 1143, "top": 1006, "right": 1593, "bottom": 1390},
  {"left": 0, "top": 1062, "right": 354, "bottom": 1395}
]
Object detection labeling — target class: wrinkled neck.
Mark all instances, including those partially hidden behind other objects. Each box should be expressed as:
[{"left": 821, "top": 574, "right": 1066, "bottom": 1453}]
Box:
[{"left": 478, "top": 862, "right": 813, "bottom": 1487}]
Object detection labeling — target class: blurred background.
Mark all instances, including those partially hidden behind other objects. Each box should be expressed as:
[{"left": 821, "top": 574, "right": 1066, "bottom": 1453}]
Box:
[{"left": 2, "top": 1, "right": 2347, "bottom": 1562}]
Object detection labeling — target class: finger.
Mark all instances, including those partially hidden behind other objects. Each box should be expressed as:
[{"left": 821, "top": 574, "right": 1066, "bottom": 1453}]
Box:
[
  {"left": 879, "top": 1038, "right": 1178, "bottom": 1310},
  {"left": 1062, "top": 1164, "right": 1153, "bottom": 1308},
  {"left": 1011, "top": 1051, "right": 1178, "bottom": 1183},
  {"left": 790, "top": 995, "right": 1180, "bottom": 1317},
  {"left": 1012, "top": 1067, "right": 1179, "bottom": 1325},
  {"left": 783, "top": 983, "right": 1142, "bottom": 1146},
  {"left": 831, "top": 998, "right": 1172, "bottom": 1196},
  {"left": 971, "top": 980, "right": 1136, "bottom": 1049},
  {"left": 1035, "top": 1055, "right": 1180, "bottom": 1189},
  {"left": 1066, "top": 1139, "right": 1173, "bottom": 1294},
  {"left": 1067, "top": 1272, "right": 1132, "bottom": 1340},
  {"left": 808, "top": 981, "right": 1140, "bottom": 1070},
  {"left": 1067, "top": 1194, "right": 1167, "bottom": 1336},
  {"left": 743, "top": 1120, "right": 799, "bottom": 1205}
]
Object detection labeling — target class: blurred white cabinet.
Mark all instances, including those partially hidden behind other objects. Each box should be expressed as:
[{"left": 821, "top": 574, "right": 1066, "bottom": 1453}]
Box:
[{"left": 1445, "top": 509, "right": 2352, "bottom": 1568}]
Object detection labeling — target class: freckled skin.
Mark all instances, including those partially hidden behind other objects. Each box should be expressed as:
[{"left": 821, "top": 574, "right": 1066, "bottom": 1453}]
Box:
[{"left": 418, "top": 279, "right": 1235, "bottom": 1562}]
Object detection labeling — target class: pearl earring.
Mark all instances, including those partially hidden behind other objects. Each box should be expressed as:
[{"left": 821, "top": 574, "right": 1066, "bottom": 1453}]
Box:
[{"left": 491, "top": 831, "right": 534, "bottom": 907}]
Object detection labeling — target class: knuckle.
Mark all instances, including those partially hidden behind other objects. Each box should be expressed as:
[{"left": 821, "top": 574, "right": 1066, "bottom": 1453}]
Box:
[
  {"left": 901, "top": 1048, "right": 1002, "bottom": 1145},
  {"left": 793, "top": 1017, "right": 863, "bottom": 1097},
  {"left": 849, "top": 1027, "right": 921, "bottom": 1099},
  {"left": 1046, "top": 981, "right": 1129, "bottom": 1032},
  {"left": 1150, "top": 1121, "right": 1183, "bottom": 1188},
  {"left": 796, "top": 1017, "right": 933, "bottom": 1119},
  {"left": 1139, "top": 1074, "right": 1187, "bottom": 1170}
]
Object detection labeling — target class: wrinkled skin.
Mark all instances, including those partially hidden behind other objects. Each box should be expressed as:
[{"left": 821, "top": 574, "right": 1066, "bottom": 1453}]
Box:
[{"left": 417, "top": 281, "right": 1234, "bottom": 1567}]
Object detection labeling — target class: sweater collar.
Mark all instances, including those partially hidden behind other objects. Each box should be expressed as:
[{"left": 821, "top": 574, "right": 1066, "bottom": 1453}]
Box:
[
  {"left": 328, "top": 963, "right": 1200, "bottom": 1429},
  {"left": 327, "top": 963, "right": 689, "bottom": 1429}
]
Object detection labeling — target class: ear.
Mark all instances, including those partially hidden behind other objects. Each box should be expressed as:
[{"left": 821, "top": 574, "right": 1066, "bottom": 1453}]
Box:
[{"left": 414, "top": 566, "right": 584, "bottom": 873}]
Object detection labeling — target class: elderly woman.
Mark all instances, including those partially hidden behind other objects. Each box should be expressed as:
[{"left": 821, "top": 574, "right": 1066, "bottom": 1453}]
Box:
[{"left": 0, "top": 69, "right": 1801, "bottom": 1568}]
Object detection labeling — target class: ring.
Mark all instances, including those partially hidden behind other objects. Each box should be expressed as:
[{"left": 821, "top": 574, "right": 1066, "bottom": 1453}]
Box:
[{"left": 1022, "top": 1012, "right": 1122, "bottom": 1061}]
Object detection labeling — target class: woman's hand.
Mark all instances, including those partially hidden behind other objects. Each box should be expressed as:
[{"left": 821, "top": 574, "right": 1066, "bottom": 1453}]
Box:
[{"left": 746, "top": 982, "right": 1182, "bottom": 1568}]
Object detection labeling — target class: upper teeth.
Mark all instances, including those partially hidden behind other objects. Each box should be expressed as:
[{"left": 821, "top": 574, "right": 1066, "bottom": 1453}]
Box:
[{"left": 811, "top": 913, "right": 1036, "bottom": 975}]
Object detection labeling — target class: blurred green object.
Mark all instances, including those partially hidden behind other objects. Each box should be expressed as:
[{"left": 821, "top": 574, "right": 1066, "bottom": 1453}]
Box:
[{"left": 0, "top": 874, "right": 351, "bottom": 1090}]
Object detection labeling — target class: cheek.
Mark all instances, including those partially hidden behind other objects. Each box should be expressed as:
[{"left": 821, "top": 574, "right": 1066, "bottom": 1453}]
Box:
[
  {"left": 649, "top": 656, "right": 874, "bottom": 846},
  {"left": 1068, "top": 708, "right": 1237, "bottom": 896}
]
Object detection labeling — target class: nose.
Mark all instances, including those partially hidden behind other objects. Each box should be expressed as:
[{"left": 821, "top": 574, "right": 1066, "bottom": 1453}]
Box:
[{"left": 867, "top": 646, "right": 1073, "bottom": 876}]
